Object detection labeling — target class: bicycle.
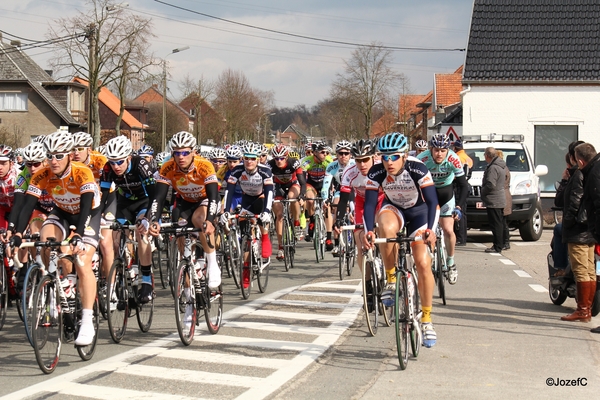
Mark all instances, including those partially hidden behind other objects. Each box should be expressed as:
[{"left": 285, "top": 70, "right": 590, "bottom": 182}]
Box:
[
  {"left": 307, "top": 197, "right": 326, "bottom": 262},
  {"left": 0, "top": 250, "right": 6, "bottom": 331},
  {"left": 430, "top": 224, "right": 447, "bottom": 305},
  {"left": 105, "top": 221, "right": 154, "bottom": 343},
  {"left": 273, "top": 199, "right": 298, "bottom": 272},
  {"left": 23, "top": 238, "right": 99, "bottom": 374},
  {"left": 162, "top": 222, "right": 223, "bottom": 345},
  {"left": 372, "top": 231, "right": 422, "bottom": 370},
  {"left": 228, "top": 213, "right": 270, "bottom": 300},
  {"left": 337, "top": 214, "right": 356, "bottom": 280},
  {"left": 220, "top": 215, "right": 242, "bottom": 288}
]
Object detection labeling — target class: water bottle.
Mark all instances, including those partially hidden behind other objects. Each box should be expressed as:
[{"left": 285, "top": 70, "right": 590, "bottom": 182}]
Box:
[
  {"left": 195, "top": 257, "right": 206, "bottom": 281},
  {"left": 130, "top": 265, "right": 139, "bottom": 285},
  {"left": 407, "top": 273, "right": 415, "bottom": 300},
  {"left": 374, "top": 258, "right": 383, "bottom": 281}
]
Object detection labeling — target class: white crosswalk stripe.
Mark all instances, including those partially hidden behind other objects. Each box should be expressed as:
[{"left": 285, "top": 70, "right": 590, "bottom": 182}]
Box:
[{"left": 4, "top": 279, "right": 363, "bottom": 400}]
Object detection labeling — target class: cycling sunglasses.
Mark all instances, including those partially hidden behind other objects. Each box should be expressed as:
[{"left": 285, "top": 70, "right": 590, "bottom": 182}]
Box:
[
  {"left": 337, "top": 151, "right": 351, "bottom": 156},
  {"left": 381, "top": 154, "right": 403, "bottom": 162},
  {"left": 354, "top": 157, "right": 372, "bottom": 164},
  {"left": 173, "top": 150, "right": 192, "bottom": 157},
  {"left": 211, "top": 159, "right": 226, "bottom": 164},
  {"left": 26, "top": 161, "right": 43, "bottom": 168},
  {"left": 274, "top": 157, "right": 286, "bottom": 161},
  {"left": 109, "top": 159, "right": 126, "bottom": 166},
  {"left": 243, "top": 156, "right": 258, "bottom": 161},
  {"left": 46, "top": 152, "right": 69, "bottom": 161}
]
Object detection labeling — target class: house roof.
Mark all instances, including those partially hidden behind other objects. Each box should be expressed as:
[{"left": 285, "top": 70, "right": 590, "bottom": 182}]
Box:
[
  {"left": 464, "top": 0, "right": 600, "bottom": 83},
  {"left": 398, "top": 94, "right": 426, "bottom": 117},
  {"left": 434, "top": 65, "right": 463, "bottom": 108},
  {"left": 0, "top": 41, "right": 79, "bottom": 126},
  {"left": 73, "top": 77, "right": 145, "bottom": 129},
  {"left": 371, "top": 112, "right": 398, "bottom": 138},
  {"left": 133, "top": 85, "right": 191, "bottom": 117}
]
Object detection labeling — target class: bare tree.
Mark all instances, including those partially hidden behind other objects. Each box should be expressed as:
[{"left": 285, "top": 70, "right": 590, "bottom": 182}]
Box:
[
  {"left": 145, "top": 103, "right": 188, "bottom": 150},
  {"left": 331, "top": 42, "right": 406, "bottom": 138},
  {"left": 178, "top": 74, "right": 217, "bottom": 145},
  {"left": 47, "top": 0, "right": 155, "bottom": 146},
  {"left": 0, "top": 125, "right": 25, "bottom": 148}
]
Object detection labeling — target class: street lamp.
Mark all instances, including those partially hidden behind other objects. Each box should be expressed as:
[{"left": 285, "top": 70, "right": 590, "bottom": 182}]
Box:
[
  {"left": 260, "top": 112, "right": 276, "bottom": 144},
  {"left": 309, "top": 124, "right": 319, "bottom": 143},
  {"left": 162, "top": 46, "right": 190, "bottom": 151}
]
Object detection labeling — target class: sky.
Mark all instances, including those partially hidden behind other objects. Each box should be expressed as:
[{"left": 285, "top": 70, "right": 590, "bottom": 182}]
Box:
[{"left": 0, "top": 0, "right": 474, "bottom": 108}]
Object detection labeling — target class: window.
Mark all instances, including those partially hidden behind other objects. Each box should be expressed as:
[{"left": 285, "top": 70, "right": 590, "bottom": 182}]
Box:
[
  {"left": 0, "top": 92, "right": 28, "bottom": 111},
  {"left": 467, "top": 148, "right": 530, "bottom": 172},
  {"left": 534, "top": 125, "right": 578, "bottom": 192}
]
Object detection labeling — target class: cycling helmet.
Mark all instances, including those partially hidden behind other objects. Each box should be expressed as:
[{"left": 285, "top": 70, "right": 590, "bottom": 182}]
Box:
[
  {"left": 304, "top": 143, "right": 313, "bottom": 152},
  {"left": 335, "top": 140, "right": 352, "bottom": 152},
  {"left": 138, "top": 144, "right": 154, "bottom": 156},
  {"left": 260, "top": 144, "right": 269, "bottom": 156},
  {"left": 97, "top": 145, "right": 107, "bottom": 156},
  {"left": 289, "top": 151, "right": 300, "bottom": 160},
  {"left": 193, "top": 144, "right": 202, "bottom": 154},
  {"left": 45, "top": 131, "right": 74, "bottom": 154},
  {"left": 209, "top": 147, "right": 227, "bottom": 160},
  {"left": 271, "top": 144, "right": 289, "bottom": 158},
  {"left": 104, "top": 136, "right": 132, "bottom": 160},
  {"left": 15, "top": 148, "right": 24, "bottom": 157},
  {"left": 311, "top": 140, "right": 327, "bottom": 152},
  {"left": 155, "top": 152, "right": 166, "bottom": 164},
  {"left": 241, "top": 142, "right": 262, "bottom": 158},
  {"left": 377, "top": 132, "right": 408, "bottom": 154},
  {"left": 22, "top": 142, "right": 46, "bottom": 163},
  {"left": 0, "top": 145, "right": 14, "bottom": 161},
  {"left": 351, "top": 139, "right": 375, "bottom": 157},
  {"left": 415, "top": 139, "right": 428, "bottom": 150},
  {"left": 430, "top": 133, "right": 450, "bottom": 149},
  {"left": 72, "top": 131, "right": 93, "bottom": 148},
  {"left": 452, "top": 138, "right": 464, "bottom": 149},
  {"left": 169, "top": 131, "right": 196, "bottom": 149},
  {"left": 226, "top": 145, "right": 242, "bottom": 159},
  {"left": 32, "top": 135, "right": 46, "bottom": 144}
]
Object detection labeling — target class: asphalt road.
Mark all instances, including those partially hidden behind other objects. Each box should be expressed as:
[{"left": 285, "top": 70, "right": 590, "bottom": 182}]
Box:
[{"left": 1, "top": 227, "right": 598, "bottom": 399}]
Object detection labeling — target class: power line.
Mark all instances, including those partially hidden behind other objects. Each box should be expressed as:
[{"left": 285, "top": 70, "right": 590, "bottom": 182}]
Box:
[{"left": 153, "top": 0, "right": 465, "bottom": 52}]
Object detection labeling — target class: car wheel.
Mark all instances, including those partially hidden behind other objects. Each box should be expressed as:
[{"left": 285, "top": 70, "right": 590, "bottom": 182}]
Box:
[{"left": 519, "top": 202, "right": 543, "bottom": 241}]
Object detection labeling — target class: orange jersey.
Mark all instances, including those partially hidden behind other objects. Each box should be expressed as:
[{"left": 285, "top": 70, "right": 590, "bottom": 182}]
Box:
[
  {"left": 85, "top": 150, "right": 108, "bottom": 181},
  {"left": 156, "top": 156, "right": 218, "bottom": 202},
  {"left": 27, "top": 161, "right": 101, "bottom": 214}
]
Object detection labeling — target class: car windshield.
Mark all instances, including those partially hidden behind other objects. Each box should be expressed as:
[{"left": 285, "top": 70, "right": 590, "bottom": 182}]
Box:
[{"left": 466, "top": 149, "right": 530, "bottom": 172}]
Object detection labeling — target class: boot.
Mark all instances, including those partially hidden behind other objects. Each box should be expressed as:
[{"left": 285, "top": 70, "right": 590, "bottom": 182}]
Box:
[{"left": 561, "top": 281, "right": 594, "bottom": 322}]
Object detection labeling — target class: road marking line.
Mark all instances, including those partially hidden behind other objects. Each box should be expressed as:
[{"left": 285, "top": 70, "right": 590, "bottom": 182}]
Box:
[
  {"left": 500, "top": 259, "right": 516, "bottom": 265},
  {"left": 223, "top": 320, "right": 345, "bottom": 336},
  {"left": 304, "top": 281, "right": 360, "bottom": 289},
  {"left": 513, "top": 242, "right": 550, "bottom": 246},
  {"left": 157, "top": 348, "right": 291, "bottom": 369},
  {"left": 513, "top": 270, "right": 531, "bottom": 278},
  {"left": 473, "top": 243, "right": 487, "bottom": 248},
  {"left": 257, "top": 298, "right": 348, "bottom": 309},
  {"left": 488, "top": 252, "right": 501, "bottom": 256},
  {"left": 191, "top": 333, "right": 329, "bottom": 352},
  {"left": 290, "top": 290, "right": 356, "bottom": 298},
  {"left": 54, "top": 382, "right": 202, "bottom": 400},
  {"left": 529, "top": 284, "right": 548, "bottom": 293},
  {"left": 250, "top": 309, "right": 349, "bottom": 322}
]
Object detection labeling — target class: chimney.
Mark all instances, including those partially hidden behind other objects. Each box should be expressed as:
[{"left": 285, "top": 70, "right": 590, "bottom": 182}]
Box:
[{"left": 45, "top": 70, "right": 53, "bottom": 77}]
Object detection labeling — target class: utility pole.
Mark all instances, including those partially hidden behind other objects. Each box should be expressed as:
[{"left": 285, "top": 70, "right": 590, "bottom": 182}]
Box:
[
  {"left": 86, "top": 23, "right": 98, "bottom": 145},
  {"left": 162, "top": 59, "right": 167, "bottom": 151},
  {"left": 197, "top": 81, "right": 202, "bottom": 146}
]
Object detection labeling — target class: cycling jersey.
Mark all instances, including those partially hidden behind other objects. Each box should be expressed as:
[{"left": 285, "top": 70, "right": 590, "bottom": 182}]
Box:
[
  {"left": 337, "top": 163, "right": 384, "bottom": 227},
  {"left": 156, "top": 156, "right": 218, "bottom": 202},
  {"left": 14, "top": 166, "right": 54, "bottom": 213},
  {"left": 417, "top": 149, "right": 464, "bottom": 188},
  {"left": 322, "top": 159, "right": 355, "bottom": 198},
  {"left": 303, "top": 155, "right": 333, "bottom": 189},
  {"left": 100, "top": 156, "right": 155, "bottom": 201},
  {"left": 84, "top": 150, "right": 108, "bottom": 182},
  {"left": 0, "top": 165, "right": 18, "bottom": 211},
  {"left": 363, "top": 157, "right": 438, "bottom": 232},
  {"left": 224, "top": 164, "right": 274, "bottom": 214}
]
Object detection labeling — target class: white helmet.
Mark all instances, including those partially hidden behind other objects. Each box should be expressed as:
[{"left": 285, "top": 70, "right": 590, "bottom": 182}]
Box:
[
  {"left": 22, "top": 142, "right": 46, "bottom": 163},
  {"left": 226, "top": 145, "right": 242, "bottom": 159},
  {"left": 45, "top": 131, "right": 74, "bottom": 153},
  {"left": 241, "top": 142, "right": 262, "bottom": 158},
  {"left": 105, "top": 136, "right": 132, "bottom": 159},
  {"left": 335, "top": 140, "right": 352, "bottom": 152},
  {"left": 169, "top": 131, "right": 196, "bottom": 149},
  {"left": 72, "top": 131, "right": 93, "bottom": 148},
  {"left": 209, "top": 147, "right": 227, "bottom": 160}
]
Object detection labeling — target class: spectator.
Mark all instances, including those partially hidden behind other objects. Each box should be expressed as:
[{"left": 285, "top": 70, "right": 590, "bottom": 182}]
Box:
[
  {"left": 453, "top": 139, "right": 473, "bottom": 246},
  {"left": 573, "top": 143, "right": 600, "bottom": 328},
  {"left": 496, "top": 150, "right": 512, "bottom": 250},
  {"left": 481, "top": 147, "right": 506, "bottom": 253}
]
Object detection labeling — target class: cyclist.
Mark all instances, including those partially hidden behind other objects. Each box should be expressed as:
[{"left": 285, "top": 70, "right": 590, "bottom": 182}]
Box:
[
  {"left": 415, "top": 139, "right": 428, "bottom": 156},
  {"left": 0, "top": 145, "right": 19, "bottom": 301},
  {"left": 302, "top": 141, "right": 333, "bottom": 242},
  {"left": 100, "top": 136, "right": 156, "bottom": 304},
  {"left": 334, "top": 139, "right": 384, "bottom": 282},
  {"left": 217, "top": 145, "right": 243, "bottom": 212},
  {"left": 209, "top": 147, "right": 227, "bottom": 176},
  {"left": 147, "top": 131, "right": 221, "bottom": 291},
  {"left": 300, "top": 143, "right": 314, "bottom": 169},
  {"left": 220, "top": 142, "right": 274, "bottom": 288},
  {"left": 417, "top": 133, "right": 469, "bottom": 284},
  {"left": 268, "top": 144, "right": 307, "bottom": 260},
  {"left": 362, "top": 132, "right": 439, "bottom": 348},
  {"left": 323, "top": 140, "right": 355, "bottom": 254},
  {"left": 10, "top": 131, "right": 102, "bottom": 346},
  {"left": 259, "top": 144, "right": 270, "bottom": 165},
  {"left": 10, "top": 142, "right": 54, "bottom": 290},
  {"left": 138, "top": 144, "right": 157, "bottom": 172}
]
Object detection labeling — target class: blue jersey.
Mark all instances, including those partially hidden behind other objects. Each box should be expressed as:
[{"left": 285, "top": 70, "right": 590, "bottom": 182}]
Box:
[
  {"left": 322, "top": 159, "right": 355, "bottom": 198},
  {"left": 417, "top": 149, "right": 464, "bottom": 188}
]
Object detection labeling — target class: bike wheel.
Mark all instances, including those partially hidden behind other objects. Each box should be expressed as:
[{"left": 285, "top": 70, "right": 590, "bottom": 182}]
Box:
[
  {"left": 240, "top": 238, "right": 252, "bottom": 300},
  {"left": 107, "top": 259, "right": 129, "bottom": 343},
  {"left": 0, "top": 265, "right": 7, "bottom": 331},
  {"left": 318, "top": 215, "right": 326, "bottom": 261},
  {"left": 168, "top": 236, "right": 179, "bottom": 299},
  {"left": 362, "top": 257, "right": 379, "bottom": 336},
  {"left": 136, "top": 274, "right": 154, "bottom": 333},
  {"left": 23, "top": 263, "right": 44, "bottom": 346},
  {"left": 313, "top": 215, "right": 321, "bottom": 263},
  {"left": 283, "top": 218, "right": 292, "bottom": 272},
  {"left": 346, "top": 231, "right": 355, "bottom": 276},
  {"left": 174, "top": 262, "right": 196, "bottom": 346},
  {"left": 229, "top": 229, "right": 241, "bottom": 289},
  {"left": 338, "top": 244, "right": 346, "bottom": 280},
  {"left": 257, "top": 255, "right": 269, "bottom": 293},
  {"left": 154, "top": 236, "right": 167, "bottom": 289},
  {"left": 76, "top": 297, "right": 99, "bottom": 361},
  {"left": 219, "top": 230, "right": 231, "bottom": 279},
  {"left": 436, "top": 244, "right": 446, "bottom": 306},
  {"left": 32, "top": 275, "right": 62, "bottom": 374},
  {"left": 394, "top": 271, "right": 410, "bottom": 370},
  {"left": 409, "top": 271, "right": 421, "bottom": 358},
  {"left": 203, "top": 283, "right": 223, "bottom": 334}
]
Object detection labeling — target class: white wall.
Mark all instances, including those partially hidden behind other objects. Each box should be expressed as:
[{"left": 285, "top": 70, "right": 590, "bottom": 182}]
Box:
[{"left": 462, "top": 85, "right": 600, "bottom": 151}]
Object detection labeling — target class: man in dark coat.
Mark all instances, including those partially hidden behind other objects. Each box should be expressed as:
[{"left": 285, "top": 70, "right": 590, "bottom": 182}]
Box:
[{"left": 481, "top": 147, "right": 506, "bottom": 254}]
